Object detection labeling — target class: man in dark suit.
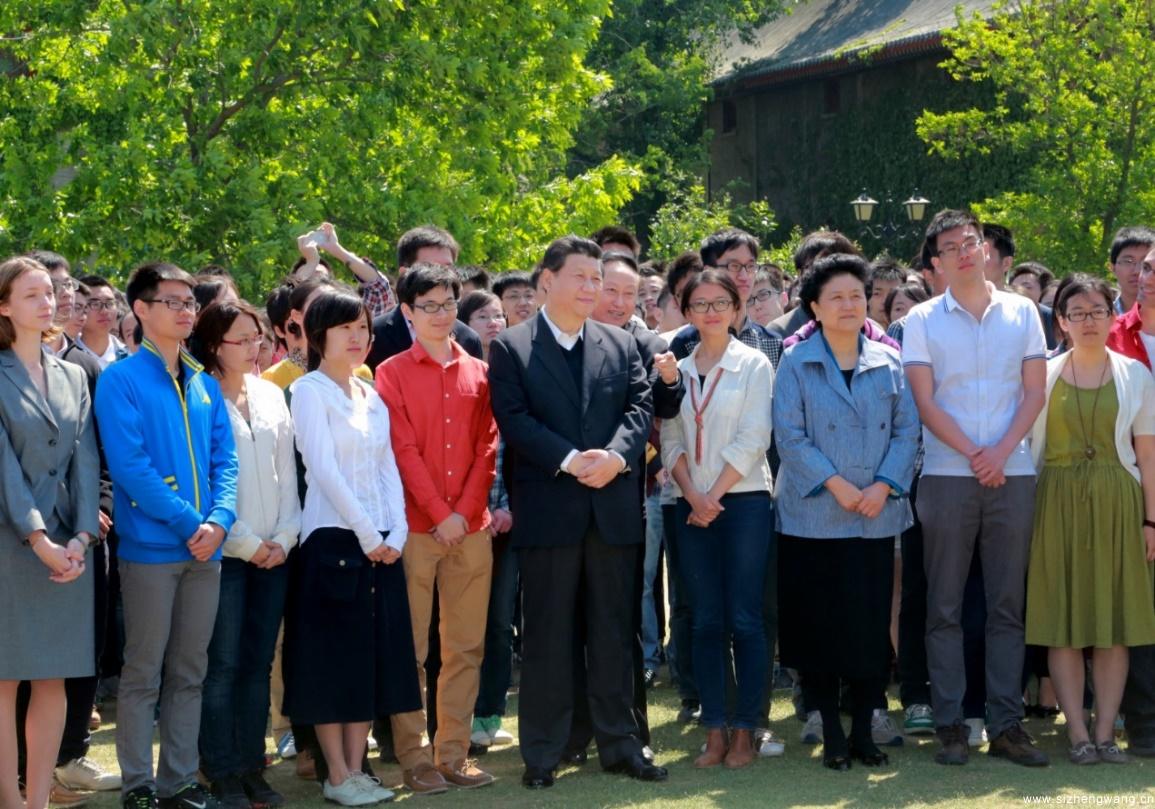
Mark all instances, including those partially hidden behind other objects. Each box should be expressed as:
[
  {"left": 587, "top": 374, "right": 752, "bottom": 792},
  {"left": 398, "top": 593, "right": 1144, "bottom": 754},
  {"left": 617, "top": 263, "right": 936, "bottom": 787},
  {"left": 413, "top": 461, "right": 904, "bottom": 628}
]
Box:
[
  {"left": 488, "top": 235, "right": 667, "bottom": 789},
  {"left": 365, "top": 225, "right": 482, "bottom": 371}
]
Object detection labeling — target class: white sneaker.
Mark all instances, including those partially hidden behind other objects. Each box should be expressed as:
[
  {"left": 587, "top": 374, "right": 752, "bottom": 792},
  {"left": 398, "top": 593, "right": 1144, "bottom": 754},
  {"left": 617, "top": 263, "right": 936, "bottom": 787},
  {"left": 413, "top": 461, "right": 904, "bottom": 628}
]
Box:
[
  {"left": 54, "top": 757, "right": 121, "bottom": 791},
  {"left": 323, "top": 776, "right": 379, "bottom": 806},
  {"left": 469, "top": 718, "right": 493, "bottom": 747},
  {"left": 756, "top": 728, "right": 785, "bottom": 757},
  {"left": 349, "top": 772, "right": 394, "bottom": 803},
  {"left": 871, "top": 710, "right": 904, "bottom": 747},
  {"left": 276, "top": 732, "right": 298, "bottom": 760},
  {"left": 964, "top": 717, "right": 988, "bottom": 748},
  {"left": 490, "top": 724, "right": 515, "bottom": 745},
  {"left": 800, "top": 711, "right": 823, "bottom": 744}
]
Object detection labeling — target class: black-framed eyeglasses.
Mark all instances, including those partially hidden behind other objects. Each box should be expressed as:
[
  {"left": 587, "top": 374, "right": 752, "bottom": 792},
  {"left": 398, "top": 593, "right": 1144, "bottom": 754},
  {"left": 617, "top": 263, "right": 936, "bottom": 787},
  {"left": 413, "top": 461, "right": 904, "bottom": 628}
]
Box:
[
  {"left": 688, "top": 299, "right": 735, "bottom": 314},
  {"left": 142, "top": 298, "right": 201, "bottom": 313},
  {"left": 412, "top": 300, "right": 459, "bottom": 314},
  {"left": 747, "top": 289, "right": 775, "bottom": 306},
  {"left": 1064, "top": 308, "right": 1111, "bottom": 322},
  {"left": 85, "top": 300, "right": 118, "bottom": 312},
  {"left": 721, "top": 261, "right": 757, "bottom": 275},
  {"left": 937, "top": 237, "right": 982, "bottom": 258}
]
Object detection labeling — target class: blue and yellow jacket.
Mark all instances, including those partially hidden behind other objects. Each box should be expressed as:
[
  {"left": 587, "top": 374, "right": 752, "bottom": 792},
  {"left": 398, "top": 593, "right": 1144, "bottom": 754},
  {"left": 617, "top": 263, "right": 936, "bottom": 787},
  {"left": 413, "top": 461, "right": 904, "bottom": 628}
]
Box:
[{"left": 94, "top": 339, "right": 238, "bottom": 564}]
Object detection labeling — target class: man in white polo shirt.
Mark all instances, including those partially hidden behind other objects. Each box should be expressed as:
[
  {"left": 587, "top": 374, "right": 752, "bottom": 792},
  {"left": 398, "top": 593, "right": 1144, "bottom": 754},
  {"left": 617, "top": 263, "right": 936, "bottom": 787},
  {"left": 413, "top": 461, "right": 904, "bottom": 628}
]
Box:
[{"left": 902, "top": 209, "right": 1049, "bottom": 768}]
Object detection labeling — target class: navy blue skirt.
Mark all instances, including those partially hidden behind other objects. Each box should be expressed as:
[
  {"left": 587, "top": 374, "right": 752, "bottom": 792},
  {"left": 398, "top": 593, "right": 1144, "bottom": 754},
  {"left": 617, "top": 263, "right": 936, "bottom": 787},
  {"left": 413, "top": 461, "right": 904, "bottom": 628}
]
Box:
[{"left": 283, "top": 527, "right": 421, "bottom": 724}]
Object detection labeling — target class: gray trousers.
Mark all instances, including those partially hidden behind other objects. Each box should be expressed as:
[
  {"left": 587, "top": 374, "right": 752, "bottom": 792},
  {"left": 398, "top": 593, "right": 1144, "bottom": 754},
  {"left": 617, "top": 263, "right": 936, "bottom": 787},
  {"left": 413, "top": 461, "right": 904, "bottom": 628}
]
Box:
[
  {"left": 116, "top": 560, "right": 221, "bottom": 796},
  {"left": 917, "top": 475, "right": 1034, "bottom": 737}
]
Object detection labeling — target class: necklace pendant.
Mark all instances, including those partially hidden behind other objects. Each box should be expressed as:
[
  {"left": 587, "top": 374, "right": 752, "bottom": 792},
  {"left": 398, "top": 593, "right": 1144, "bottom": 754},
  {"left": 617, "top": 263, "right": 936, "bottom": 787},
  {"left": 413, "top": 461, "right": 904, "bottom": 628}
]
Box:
[{"left": 1084, "top": 446, "right": 1096, "bottom": 460}]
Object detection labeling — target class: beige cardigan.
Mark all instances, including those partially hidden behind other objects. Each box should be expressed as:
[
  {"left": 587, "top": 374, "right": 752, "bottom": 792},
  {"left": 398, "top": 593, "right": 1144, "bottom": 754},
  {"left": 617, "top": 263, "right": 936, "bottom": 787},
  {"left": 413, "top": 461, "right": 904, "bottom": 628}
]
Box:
[{"left": 1030, "top": 349, "right": 1155, "bottom": 484}]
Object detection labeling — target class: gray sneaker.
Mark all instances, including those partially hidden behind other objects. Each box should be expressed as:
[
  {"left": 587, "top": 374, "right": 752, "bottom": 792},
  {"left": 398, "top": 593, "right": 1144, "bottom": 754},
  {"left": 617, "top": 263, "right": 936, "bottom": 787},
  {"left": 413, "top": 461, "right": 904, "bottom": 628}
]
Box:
[
  {"left": 871, "top": 710, "right": 904, "bottom": 747},
  {"left": 800, "top": 711, "right": 823, "bottom": 744}
]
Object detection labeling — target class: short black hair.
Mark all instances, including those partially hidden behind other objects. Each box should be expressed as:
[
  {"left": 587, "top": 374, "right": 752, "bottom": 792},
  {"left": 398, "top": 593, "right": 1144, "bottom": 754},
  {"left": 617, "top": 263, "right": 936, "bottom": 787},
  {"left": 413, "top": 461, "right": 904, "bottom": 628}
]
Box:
[
  {"left": 198, "top": 264, "right": 232, "bottom": 278},
  {"left": 125, "top": 262, "right": 195, "bottom": 309},
  {"left": 700, "top": 228, "right": 759, "bottom": 268},
  {"left": 679, "top": 268, "right": 742, "bottom": 317},
  {"left": 590, "top": 226, "right": 640, "bottom": 257},
  {"left": 265, "top": 284, "right": 294, "bottom": 347},
  {"left": 798, "top": 253, "right": 871, "bottom": 322},
  {"left": 1055, "top": 273, "right": 1115, "bottom": 316},
  {"left": 80, "top": 274, "right": 115, "bottom": 292},
  {"left": 457, "top": 264, "right": 490, "bottom": 291},
  {"left": 982, "top": 223, "right": 1015, "bottom": 260},
  {"left": 1109, "top": 226, "right": 1155, "bottom": 265},
  {"left": 193, "top": 275, "right": 238, "bottom": 313},
  {"left": 924, "top": 209, "right": 982, "bottom": 257},
  {"left": 397, "top": 225, "right": 460, "bottom": 269},
  {"left": 457, "top": 290, "right": 501, "bottom": 325},
  {"left": 601, "top": 250, "right": 639, "bottom": 274},
  {"left": 793, "top": 230, "right": 859, "bottom": 273},
  {"left": 868, "top": 256, "right": 907, "bottom": 296},
  {"left": 530, "top": 264, "right": 546, "bottom": 292},
  {"left": 191, "top": 299, "right": 262, "bottom": 375},
  {"left": 25, "top": 249, "right": 70, "bottom": 274},
  {"left": 666, "top": 251, "right": 704, "bottom": 300},
  {"left": 639, "top": 260, "right": 665, "bottom": 279},
  {"left": 754, "top": 263, "right": 784, "bottom": 294},
  {"left": 398, "top": 262, "right": 462, "bottom": 307},
  {"left": 884, "top": 282, "right": 930, "bottom": 322},
  {"left": 493, "top": 272, "right": 532, "bottom": 298},
  {"left": 1009, "top": 261, "right": 1045, "bottom": 284},
  {"left": 304, "top": 287, "right": 371, "bottom": 371},
  {"left": 540, "top": 235, "right": 602, "bottom": 273}
]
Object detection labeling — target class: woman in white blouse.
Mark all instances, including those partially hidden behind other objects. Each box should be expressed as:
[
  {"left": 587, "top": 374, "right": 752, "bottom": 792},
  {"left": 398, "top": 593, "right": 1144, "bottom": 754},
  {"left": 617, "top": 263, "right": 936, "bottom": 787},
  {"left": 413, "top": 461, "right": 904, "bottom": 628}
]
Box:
[
  {"left": 285, "top": 288, "right": 420, "bottom": 806},
  {"left": 191, "top": 300, "right": 301, "bottom": 809},
  {"left": 660, "top": 269, "right": 774, "bottom": 770}
]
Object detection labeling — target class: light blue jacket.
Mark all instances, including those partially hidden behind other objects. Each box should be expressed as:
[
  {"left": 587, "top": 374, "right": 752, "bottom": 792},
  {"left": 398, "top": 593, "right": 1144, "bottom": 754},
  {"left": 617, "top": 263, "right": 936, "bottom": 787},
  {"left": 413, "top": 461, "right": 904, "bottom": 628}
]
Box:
[{"left": 773, "top": 333, "right": 918, "bottom": 539}]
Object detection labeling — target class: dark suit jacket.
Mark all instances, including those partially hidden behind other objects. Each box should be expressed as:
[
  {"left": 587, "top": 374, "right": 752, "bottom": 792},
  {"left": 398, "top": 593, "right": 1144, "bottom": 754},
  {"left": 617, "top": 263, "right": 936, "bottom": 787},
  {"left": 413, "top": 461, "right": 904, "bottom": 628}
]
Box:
[
  {"left": 488, "top": 313, "right": 652, "bottom": 548},
  {"left": 366, "top": 306, "right": 483, "bottom": 372},
  {"left": 623, "top": 319, "right": 683, "bottom": 420},
  {"left": 59, "top": 343, "right": 114, "bottom": 517}
]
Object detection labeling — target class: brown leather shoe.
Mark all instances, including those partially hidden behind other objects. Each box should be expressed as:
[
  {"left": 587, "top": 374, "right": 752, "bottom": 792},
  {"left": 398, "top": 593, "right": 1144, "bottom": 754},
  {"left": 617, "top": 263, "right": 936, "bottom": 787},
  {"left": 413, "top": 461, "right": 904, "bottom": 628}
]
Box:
[
  {"left": 437, "top": 759, "right": 494, "bottom": 789},
  {"left": 724, "top": 728, "right": 756, "bottom": 769},
  {"left": 49, "top": 780, "right": 93, "bottom": 807},
  {"left": 694, "top": 728, "right": 728, "bottom": 768},
  {"left": 988, "top": 723, "right": 1050, "bottom": 767},
  {"left": 935, "top": 724, "right": 969, "bottom": 765},
  {"left": 403, "top": 763, "right": 450, "bottom": 795},
  {"left": 294, "top": 749, "right": 316, "bottom": 781}
]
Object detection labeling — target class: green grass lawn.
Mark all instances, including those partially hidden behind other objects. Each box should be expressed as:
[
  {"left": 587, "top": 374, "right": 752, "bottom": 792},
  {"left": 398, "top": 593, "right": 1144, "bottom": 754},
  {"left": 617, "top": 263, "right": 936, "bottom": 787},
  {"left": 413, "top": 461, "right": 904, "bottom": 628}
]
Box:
[{"left": 84, "top": 683, "right": 1155, "bottom": 809}]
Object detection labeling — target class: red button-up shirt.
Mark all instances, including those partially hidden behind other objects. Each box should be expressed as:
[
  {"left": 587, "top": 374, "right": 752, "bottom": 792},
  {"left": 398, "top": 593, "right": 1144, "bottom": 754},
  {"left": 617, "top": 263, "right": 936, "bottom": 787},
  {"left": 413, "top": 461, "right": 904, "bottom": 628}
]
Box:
[
  {"left": 375, "top": 340, "right": 497, "bottom": 533},
  {"left": 1106, "top": 302, "right": 1152, "bottom": 369}
]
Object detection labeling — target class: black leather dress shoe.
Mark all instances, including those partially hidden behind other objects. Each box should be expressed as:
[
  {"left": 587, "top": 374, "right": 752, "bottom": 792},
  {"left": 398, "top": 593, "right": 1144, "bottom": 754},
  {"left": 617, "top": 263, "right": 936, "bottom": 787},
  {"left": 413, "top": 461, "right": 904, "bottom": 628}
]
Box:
[
  {"left": 521, "top": 767, "right": 555, "bottom": 789},
  {"left": 561, "top": 748, "right": 588, "bottom": 765},
  {"left": 606, "top": 754, "right": 668, "bottom": 782}
]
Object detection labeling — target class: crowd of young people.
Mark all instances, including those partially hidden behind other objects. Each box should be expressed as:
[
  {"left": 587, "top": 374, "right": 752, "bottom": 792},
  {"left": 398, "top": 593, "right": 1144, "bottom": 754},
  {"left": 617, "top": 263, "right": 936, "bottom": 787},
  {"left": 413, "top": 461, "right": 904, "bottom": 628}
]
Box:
[{"left": 1, "top": 212, "right": 1154, "bottom": 809}]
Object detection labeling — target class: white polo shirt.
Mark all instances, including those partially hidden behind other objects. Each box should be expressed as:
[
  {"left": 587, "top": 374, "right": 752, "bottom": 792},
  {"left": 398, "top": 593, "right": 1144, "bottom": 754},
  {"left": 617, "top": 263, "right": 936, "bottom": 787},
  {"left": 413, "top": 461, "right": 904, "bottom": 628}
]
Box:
[{"left": 902, "top": 285, "right": 1047, "bottom": 477}]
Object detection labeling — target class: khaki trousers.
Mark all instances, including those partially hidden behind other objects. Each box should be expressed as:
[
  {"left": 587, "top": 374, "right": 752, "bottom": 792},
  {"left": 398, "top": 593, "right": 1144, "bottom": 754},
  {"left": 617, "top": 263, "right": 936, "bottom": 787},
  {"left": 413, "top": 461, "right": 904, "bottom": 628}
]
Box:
[{"left": 391, "top": 530, "right": 492, "bottom": 769}]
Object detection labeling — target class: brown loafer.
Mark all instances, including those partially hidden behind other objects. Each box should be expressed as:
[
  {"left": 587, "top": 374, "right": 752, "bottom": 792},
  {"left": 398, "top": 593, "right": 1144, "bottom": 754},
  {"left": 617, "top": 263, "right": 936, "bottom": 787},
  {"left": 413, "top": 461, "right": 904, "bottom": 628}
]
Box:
[
  {"left": 437, "top": 759, "right": 494, "bottom": 789},
  {"left": 404, "top": 762, "right": 450, "bottom": 795},
  {"left": 294, "top": 749, "right": 316, "bottom": 781},
  {"left": 988, "top": 723, "right": 1049, "bottom": 767},
  {"left": 724, "top": 728, "right": 756, "bottom": 769},
  {"left": 694, "top": 728, "right": 728, "bottom": 768}
]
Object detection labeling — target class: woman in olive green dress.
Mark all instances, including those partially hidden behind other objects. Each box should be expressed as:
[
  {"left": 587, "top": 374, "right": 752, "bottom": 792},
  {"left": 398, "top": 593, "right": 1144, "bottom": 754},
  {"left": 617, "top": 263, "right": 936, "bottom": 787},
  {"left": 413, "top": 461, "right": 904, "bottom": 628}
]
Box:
[{"left": 1027, "top": 275, "right": 1155, "bottom": 766}]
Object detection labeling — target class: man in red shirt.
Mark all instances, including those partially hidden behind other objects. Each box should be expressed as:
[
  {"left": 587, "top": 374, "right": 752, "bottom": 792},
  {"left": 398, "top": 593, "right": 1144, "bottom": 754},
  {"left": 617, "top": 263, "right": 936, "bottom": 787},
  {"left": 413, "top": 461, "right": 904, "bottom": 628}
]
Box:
[
  {"left": 376, "top": 263, "right": 499, "bottom": 793},
  {"left": 1107, "top": 242, "right": 1155, "bottom": 369}
]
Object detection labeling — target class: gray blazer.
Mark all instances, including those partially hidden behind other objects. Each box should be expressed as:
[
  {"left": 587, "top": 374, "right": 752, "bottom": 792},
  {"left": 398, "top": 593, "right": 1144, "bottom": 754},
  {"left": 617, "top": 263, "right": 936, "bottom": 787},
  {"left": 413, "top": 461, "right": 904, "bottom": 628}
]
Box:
[
  {"left": 0, "top": 347, "right": 101, "bottom": 679},
  {"left": 772, "top": 334, "right": 919, "bottom": 539}
]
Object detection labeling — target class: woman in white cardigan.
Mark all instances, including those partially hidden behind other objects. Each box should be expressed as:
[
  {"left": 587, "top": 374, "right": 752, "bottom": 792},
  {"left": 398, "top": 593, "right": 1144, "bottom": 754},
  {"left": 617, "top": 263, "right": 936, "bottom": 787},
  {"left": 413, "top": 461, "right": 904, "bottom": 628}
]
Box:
[
  {"left": 1025, "top": 275, "right": 1155, "bottom": 766},
  {"left": 192, "top": 300, "right": 301, "bottom": 808}
]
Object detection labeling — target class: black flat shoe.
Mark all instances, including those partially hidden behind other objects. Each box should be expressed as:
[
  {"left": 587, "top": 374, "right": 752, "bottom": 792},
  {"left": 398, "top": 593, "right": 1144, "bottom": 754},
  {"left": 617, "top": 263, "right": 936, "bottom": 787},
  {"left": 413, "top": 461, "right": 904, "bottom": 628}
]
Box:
[
  {"left": 521, "top": 767, "right": 555, "bottom": 789},
  {"left": 606, "top": 754, "right": 668, "bottom": 782},
  {"left": 849, "top": 742, "right": 890, "bottom": 767},
  {"left": 561, "top": 748, "right": 588, "bottom": 765},
  {"left": 823, "top": 754, "right": 851, "bottom": 771}
]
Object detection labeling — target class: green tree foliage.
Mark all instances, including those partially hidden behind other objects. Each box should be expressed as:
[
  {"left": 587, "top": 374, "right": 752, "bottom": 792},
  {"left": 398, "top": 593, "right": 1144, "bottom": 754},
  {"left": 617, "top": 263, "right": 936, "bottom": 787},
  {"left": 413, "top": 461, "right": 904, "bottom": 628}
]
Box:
[
  {"left": 649, "top": 180, "right": 776, "bottom": 259},
  {"left": 916, "top": 0, "right": 1155, "bottom": 275},
  {"left": 568, "top": 0, "right": 791, "bottom": 248},
  {"left": 0, "top": 0, "right": 641, "bottom": 297}
]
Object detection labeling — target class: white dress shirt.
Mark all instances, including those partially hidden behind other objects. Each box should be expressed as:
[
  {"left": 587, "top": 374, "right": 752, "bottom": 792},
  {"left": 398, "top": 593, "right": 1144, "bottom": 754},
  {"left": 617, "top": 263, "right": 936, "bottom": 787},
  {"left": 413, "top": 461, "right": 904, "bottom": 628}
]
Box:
[
  {"left": 223, "top": 375, "right": 301, "bottom": 561},
  {"left": 290, "top": 371, "right": 408, "bottom": 553},
  {"left": 902, "top": 284, "right": 1047, "bottom": 476},
  {"left": 661, "top": 337, "right": 774, "bottom": 497}
]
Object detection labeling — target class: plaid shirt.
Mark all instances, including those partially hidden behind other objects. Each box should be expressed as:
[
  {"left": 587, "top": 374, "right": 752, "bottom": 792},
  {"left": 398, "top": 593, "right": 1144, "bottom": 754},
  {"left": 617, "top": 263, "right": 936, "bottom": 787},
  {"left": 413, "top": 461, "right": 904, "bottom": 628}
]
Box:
[
  {"left": 487, "top": 437, "right": 509, "bottom": 513},
  {"left": 669, "top": 317, "right": 783, "bottom": 369},
  {"left": 360, "top": 273, "right": 396, "bottom": 320}
]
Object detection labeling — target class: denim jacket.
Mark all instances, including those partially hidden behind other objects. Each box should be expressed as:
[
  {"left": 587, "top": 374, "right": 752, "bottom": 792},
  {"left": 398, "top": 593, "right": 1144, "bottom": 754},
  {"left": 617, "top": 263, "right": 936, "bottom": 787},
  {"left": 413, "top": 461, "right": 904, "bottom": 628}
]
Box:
[{"left": 773, "top": 333, "right": 918, "bottom": 539}]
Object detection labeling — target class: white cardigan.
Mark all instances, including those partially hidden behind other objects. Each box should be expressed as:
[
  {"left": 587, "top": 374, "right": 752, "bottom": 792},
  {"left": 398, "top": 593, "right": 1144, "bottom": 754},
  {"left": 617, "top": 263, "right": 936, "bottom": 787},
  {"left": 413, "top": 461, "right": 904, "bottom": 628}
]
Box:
[{"left": 1030, "top": 349, "right": 1155, "bottom": 484}]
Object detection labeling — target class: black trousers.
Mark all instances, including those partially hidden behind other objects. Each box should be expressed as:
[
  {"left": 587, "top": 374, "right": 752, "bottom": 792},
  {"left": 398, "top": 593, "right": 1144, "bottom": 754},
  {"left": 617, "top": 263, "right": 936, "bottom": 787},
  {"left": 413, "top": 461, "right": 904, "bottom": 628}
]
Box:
[
  {"left": 1122, "top": 585, "right": 1155, "bottom": 744},
  {"left": 518, "top": 530, "right": 643, "bottom": 771}
]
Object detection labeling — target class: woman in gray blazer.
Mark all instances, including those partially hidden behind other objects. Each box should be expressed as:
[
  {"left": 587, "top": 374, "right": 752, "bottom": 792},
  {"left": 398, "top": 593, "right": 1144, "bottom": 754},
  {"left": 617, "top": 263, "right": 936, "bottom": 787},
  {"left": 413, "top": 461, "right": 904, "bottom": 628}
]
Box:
[
  {"left": 0, "top": 256, "right": 100, "bottom": 809},
  {"left": 772, "top": 254, "right": 919, "bottom": 771}
]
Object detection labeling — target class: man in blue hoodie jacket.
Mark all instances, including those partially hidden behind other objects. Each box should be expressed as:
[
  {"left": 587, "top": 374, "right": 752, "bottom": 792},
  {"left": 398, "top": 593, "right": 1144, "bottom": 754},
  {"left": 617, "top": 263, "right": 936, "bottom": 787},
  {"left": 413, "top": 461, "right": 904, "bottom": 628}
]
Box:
[{"left": 95, "top": 263, "right": 238, "bottom": 809}]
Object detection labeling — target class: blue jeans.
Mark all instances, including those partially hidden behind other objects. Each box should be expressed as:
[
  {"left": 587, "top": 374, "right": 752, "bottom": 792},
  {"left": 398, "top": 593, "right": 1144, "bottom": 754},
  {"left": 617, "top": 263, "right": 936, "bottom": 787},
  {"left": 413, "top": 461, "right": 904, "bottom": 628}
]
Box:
[
  {"left": 475, "top": 534, "right": 519, "bottom": 717},
  {"left": 675, "top": 492, "right": 771, "bottom": 730},
  {"left": 199, "top": 558, "right": 288, "bottom": 780},
  {"left": 641, "top": 493, "right": 664, "bottom": 669}
]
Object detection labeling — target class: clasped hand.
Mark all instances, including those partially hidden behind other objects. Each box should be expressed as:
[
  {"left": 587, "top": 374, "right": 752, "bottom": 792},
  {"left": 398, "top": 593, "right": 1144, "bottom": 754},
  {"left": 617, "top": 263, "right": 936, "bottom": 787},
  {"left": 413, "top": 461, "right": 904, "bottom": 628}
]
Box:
[
  {"left": 187, "top": 523, "right": 226, "bottom": 562},
  {"left": 686, "top": 489, "right": 724, "bottom": 528},
  {"left": 827, "top": 477, "right": 890, "bottom": 519},
  {"left": 968, "top": 445, "right": 1009, "bottom": 488},
  {"left": 569, "top": 449, "right": 623, "bottom": 489},
  {"left": 33, "top": 534, "right": 86, "bottom": 584}
]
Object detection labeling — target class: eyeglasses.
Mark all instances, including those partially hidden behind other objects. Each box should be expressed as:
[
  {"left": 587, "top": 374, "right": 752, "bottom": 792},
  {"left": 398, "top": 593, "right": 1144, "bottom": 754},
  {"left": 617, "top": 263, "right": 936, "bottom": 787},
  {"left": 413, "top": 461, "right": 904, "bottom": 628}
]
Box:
[
  {"left": 747, "top": 289, "right": 775, "bottom": 306},
  {"left": 220, "top": 336, "right": 265, "bottom": 348},
  {"left": 937, "top": 237, "right": 983, "bottom": 258},
  {"left": 142, "top": 298, "right": 201, "bottom": 313},
  {"left": 1064, "top": 308, "right": 1111, "bottom": 322},
  {"left": 470, "top": 313, "right": 506, "bottom": 323},
  {"left": 688, "top": 298, "right": 735, "bottom": 314},
  {"left": 86, "top": 300, "right": 118, "bottom": 312},
  {"left": 1117, "top": 257, "right": 1141, "bottom": 268},
  {"left": 412, "top": 300, "right": 459, "bottom": 314},
  {"left": 720, "top": 261, "right": 757, "bottom": 275},
  {"left": 52, "top": 279, "right": 77, "bottom": 292},
  {"left": 502, "top": 292, "right": 536, "bottom": 303}
]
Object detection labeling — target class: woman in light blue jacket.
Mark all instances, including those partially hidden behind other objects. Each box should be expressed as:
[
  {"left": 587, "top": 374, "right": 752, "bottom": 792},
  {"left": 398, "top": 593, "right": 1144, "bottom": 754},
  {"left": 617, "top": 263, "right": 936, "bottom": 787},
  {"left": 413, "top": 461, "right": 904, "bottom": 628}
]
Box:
[{"left": 773, "top": 253, "right": 919, "bottom": 771}]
